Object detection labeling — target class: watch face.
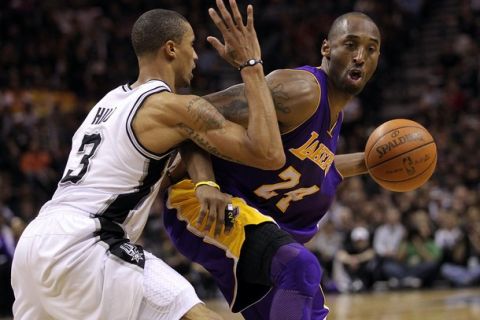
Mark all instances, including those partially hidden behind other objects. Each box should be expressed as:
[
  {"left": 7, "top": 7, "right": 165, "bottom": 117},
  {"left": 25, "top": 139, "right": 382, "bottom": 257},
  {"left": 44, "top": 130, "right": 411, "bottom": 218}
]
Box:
[{"left": 248, "top": 59, "right": 256, "bottom": 65}]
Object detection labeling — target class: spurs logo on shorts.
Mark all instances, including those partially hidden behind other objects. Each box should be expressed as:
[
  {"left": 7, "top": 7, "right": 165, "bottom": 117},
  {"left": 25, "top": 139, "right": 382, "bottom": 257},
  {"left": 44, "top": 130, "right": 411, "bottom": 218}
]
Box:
[
  {"left": 120, "top": 243, "right": 144, "bottom": 263},
  {"left": 109, "top": 240, "right": 146, "bottom": 268}
]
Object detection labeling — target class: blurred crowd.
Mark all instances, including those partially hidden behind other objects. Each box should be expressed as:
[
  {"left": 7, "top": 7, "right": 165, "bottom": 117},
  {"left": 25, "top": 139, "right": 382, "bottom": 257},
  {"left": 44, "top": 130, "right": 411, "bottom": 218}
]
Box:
[{"left": 1, "top": 0, "right": 479, "bottom": 315}]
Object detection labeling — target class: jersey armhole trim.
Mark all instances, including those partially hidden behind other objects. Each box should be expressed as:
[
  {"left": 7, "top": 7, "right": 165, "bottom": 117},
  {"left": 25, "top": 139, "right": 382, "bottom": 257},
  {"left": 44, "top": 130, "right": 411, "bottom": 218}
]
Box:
[
  {"left": 126, "top": 86, "right": 171, "bottom": 161},
  {"left": 331, "top": 163, "right": 345, "bottom": 181}
]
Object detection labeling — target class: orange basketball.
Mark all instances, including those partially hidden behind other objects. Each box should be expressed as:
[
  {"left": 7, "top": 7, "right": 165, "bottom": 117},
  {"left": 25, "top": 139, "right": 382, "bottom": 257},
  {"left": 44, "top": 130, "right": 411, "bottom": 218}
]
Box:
[{"left": 364, "top": 119, "right": 437, "bottom": 192}]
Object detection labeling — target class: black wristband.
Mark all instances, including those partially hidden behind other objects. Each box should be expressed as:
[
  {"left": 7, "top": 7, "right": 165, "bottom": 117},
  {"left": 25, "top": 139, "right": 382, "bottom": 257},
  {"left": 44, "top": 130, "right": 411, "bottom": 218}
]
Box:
[{"left": 238, "top": 59, "right": 263, "bottom": 71}]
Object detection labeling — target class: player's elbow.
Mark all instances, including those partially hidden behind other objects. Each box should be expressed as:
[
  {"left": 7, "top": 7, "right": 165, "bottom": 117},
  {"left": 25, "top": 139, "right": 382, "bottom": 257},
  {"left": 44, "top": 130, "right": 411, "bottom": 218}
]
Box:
[
  {"left": 270, "top": 149, "right": 286, "bottom": 169},
  {"left": 256, "top": 149, "right": 286, "bottom": 170}
]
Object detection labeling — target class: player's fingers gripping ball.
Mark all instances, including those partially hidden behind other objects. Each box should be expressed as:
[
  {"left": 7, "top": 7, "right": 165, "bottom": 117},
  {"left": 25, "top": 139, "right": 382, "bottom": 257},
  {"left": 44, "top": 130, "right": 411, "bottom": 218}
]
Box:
[{"left": 365, "top": 119, "right": 437, "bottom": 192}]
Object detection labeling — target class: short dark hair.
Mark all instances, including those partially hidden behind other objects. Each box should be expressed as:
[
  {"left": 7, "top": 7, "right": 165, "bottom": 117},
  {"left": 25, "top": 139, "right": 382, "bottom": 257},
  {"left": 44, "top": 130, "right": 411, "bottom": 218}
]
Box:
[
  {"left": 131, "top": 9, "right": 189, "bottom": 56},
  {"left": 327, "top": 12, "right": 378, "bottom": 40}
]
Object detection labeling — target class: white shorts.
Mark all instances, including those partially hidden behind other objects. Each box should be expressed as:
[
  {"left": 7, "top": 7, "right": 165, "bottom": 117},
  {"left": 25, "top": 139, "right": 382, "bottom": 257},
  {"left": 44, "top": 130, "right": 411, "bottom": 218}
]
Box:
[{"left": 11, "top": 211, "right": 201, "bottom": 320}]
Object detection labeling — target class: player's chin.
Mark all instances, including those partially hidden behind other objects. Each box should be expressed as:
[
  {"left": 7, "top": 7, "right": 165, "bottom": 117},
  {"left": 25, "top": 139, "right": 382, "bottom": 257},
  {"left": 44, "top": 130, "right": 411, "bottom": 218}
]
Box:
[
  {"left": 186, "top": 73, "right": 194, "bottom": 85},
  {"left": 180, "top": 76, "right": 192, "bottom": 88},
  {"left": 342, "top": 76, "right": 366, "bottom": 95},
  {"left": 344, "top": 83, "right": 364, "bottom": 95}
]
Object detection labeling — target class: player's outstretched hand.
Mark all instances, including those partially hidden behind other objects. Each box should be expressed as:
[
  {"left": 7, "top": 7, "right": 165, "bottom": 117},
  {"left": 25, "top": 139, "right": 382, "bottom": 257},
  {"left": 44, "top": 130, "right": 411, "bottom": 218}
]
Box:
[{"left": 207, "top": 0, "right": 261, "bottom": 69}]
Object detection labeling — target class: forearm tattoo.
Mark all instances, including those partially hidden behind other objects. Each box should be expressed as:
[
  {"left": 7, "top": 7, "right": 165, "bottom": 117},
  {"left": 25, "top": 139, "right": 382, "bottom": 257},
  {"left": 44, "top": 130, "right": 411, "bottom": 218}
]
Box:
[
  {"left": 176, "top": 123, "right": 235, "bottom": 162},
  {"left": 186, "top": 97, "right": 225, "bottom": 131}
]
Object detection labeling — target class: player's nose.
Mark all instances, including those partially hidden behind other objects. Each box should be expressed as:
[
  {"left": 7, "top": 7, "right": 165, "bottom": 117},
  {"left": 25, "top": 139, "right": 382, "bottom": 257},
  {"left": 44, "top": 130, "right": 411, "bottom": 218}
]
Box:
[{"left": 353, "top": 48, "right": 366, "bottom": 65}]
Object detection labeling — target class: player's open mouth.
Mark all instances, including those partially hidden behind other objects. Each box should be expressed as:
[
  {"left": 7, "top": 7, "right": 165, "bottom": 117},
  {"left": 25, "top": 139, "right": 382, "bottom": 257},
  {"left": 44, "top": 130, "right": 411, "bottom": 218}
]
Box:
[{"left": 348, "top": 69, "right": 363, "bottom": 82}]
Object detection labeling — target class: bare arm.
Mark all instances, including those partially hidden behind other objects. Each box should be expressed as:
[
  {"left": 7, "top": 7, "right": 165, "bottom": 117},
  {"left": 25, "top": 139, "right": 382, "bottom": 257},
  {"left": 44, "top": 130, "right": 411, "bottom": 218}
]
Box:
[
  {"left": 203, "top": 68, "right": 320, "bottom": 133},
  {"left": 335, "top": 152, "right": 368, "bottom": 178},
  {"left": 353, "top": 248, "right": 376, "bottom": 263},
  {"left": 336, "top": 249, "right": 357, "bottom": 266},
  {"left": 180, "top": 142, "right": 215, "bottom": 183}
]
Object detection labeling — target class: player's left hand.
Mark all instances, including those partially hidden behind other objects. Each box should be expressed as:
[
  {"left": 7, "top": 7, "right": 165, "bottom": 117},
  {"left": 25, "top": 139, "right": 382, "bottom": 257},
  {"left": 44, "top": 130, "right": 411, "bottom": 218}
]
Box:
[
  {"left": 207, "top": 0, "right": 261, "bottom": 69},
  {"left": 195, "top": 185, "right": 232, "bottom": 237}
]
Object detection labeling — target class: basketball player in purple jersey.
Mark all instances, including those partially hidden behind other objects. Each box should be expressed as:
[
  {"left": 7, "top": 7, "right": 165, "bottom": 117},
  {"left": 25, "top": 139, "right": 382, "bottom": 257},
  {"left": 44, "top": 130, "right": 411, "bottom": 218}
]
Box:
[{"left": 164, "top": 12, "right": 381, "bottom": 319}]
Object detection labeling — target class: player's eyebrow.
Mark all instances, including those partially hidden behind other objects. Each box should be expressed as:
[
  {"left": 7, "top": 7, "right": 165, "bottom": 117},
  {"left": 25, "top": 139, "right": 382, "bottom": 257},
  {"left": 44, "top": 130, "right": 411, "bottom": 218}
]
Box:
[{"left": 345, "top": 34, "right": 380, "bottom": 45}]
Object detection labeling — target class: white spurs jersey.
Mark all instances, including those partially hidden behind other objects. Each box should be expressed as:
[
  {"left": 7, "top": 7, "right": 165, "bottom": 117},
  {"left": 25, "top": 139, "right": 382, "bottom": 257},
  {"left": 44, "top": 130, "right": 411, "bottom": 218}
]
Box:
[{"left": 41, "top": 80, "right": 173, "bottom": 242}]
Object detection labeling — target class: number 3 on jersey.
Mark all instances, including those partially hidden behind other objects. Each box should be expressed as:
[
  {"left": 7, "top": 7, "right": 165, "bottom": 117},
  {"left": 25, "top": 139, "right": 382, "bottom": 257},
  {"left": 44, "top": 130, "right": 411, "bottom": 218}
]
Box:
[
  {"left": 61, "top": 133, "right": 102, "bottom": 184},
  {"left": 254, "top": 166, "right": 319, "bottom": 212}
]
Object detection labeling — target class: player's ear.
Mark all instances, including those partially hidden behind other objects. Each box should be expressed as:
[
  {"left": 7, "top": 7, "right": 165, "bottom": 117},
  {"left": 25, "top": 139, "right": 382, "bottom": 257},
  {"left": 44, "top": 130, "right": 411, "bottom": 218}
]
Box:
[
  {"left": 321, "top": 40, "right": 330, "bottom": 60},
  {"left": 164, "top": 40, "right": 176, "bottom": 59}
]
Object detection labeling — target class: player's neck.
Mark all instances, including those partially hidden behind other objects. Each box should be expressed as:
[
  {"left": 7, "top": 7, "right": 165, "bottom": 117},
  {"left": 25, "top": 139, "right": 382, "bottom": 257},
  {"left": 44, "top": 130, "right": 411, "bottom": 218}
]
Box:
[
  {"left": 325, "top": 81, "right": 352, "bottom": 126},
  {"left": 319, "top": 62, "right": 352, "bottom": 124},
  {"left": 132, "top": 59, "right": 175, "bottom": 92}
]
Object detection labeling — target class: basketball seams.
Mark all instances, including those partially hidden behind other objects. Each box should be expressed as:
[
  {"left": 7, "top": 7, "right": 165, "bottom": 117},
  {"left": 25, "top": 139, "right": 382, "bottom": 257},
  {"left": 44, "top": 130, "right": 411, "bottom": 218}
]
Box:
[
  {"left": 367, "top": 141, "right": 435, "bottom": 170},
  {"left": 371, "top": 150, "right": 437, "bottom": 183},
  {"left": 365, "top": 125, "right": 431, "bottom": 164}
]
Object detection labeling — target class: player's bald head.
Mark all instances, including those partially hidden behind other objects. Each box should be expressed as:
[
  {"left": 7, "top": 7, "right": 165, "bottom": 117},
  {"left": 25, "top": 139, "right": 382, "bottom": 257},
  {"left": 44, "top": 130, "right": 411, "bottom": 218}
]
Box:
[{"left": 327, "top": 12, "right": 380, "bottom": 43}]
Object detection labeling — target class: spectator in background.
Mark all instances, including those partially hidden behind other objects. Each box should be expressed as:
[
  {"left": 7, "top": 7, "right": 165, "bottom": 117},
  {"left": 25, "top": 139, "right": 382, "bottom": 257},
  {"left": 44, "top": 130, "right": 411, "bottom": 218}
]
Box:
[
  {"left": 374, "top": 207, "right": 406, "bottom": 286},
  {"left": 383, "top": 212, "right": 441, "bottom": 288},
  {"left": 435, "top": 210, "right": 462, "bottom": 263},
  {"left": 334, "top": 226, "right": 377, "bottom": 292},
  {"left": 441, "top": 215, "right": 480, "bottom": 287},
  {"left": 306, "top": 219, "right": 344, "bottom": 292}
]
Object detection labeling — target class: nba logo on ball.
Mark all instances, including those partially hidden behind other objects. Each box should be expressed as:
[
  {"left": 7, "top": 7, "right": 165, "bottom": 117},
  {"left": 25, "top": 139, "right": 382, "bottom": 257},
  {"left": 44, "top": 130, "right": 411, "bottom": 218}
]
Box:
[{"left": 365, "top": 119, "right": 437, "bottom": 192}]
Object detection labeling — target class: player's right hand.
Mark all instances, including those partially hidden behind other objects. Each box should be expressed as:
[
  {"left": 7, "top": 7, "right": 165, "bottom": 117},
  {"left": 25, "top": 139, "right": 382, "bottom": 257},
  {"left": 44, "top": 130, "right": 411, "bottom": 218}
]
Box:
[
  {"left": 207, "top": 0, "right": 261, "bottom": 69},
  {"left": 195, "top": 185, "right": 232, "bottom": 237}
]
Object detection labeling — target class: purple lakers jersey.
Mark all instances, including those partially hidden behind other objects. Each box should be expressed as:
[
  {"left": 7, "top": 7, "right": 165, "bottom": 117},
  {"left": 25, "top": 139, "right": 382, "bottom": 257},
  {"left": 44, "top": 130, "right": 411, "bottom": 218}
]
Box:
[{"left": 212, "top": 66, "right": 343, "bottom": 244}]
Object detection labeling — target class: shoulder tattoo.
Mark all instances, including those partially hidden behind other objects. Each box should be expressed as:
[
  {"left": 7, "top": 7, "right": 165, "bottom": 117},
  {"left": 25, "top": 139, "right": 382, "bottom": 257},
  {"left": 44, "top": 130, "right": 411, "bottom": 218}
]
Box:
[{"left": 270, "top": 83, "right": 291, "bottom": 114}]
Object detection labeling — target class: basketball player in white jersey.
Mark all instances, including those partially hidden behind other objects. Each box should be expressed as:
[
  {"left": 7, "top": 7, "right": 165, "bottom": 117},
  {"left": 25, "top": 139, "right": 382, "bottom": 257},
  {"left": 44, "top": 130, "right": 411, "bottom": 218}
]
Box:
[{"left": 11, "top": 1, "right": 285, "bottom": 319}]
